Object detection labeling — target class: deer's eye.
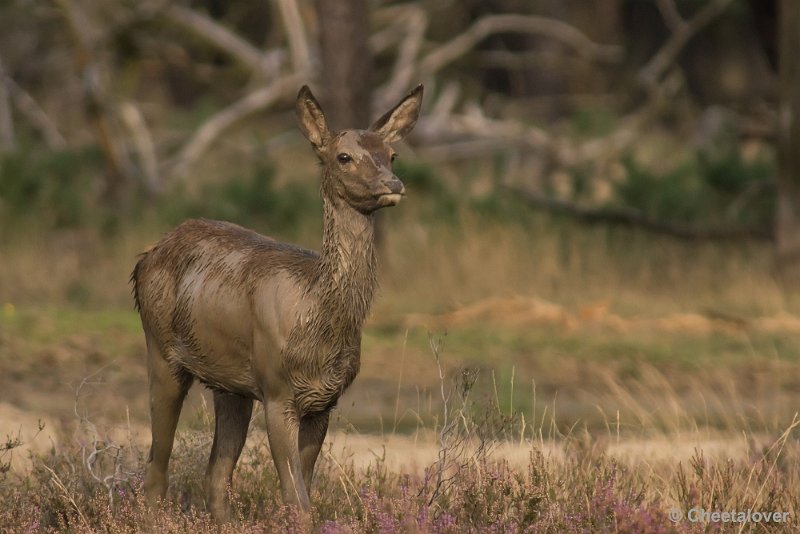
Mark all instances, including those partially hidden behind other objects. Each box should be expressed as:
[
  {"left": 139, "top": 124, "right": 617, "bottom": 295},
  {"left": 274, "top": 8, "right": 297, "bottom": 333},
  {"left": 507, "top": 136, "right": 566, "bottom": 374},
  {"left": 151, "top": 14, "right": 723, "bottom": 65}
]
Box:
[
  {"left": 391, "top": 153, "right": 398, "bottom": 162},
  {"left": 337, "top": 153, "right": 352, "bottom": 164}
]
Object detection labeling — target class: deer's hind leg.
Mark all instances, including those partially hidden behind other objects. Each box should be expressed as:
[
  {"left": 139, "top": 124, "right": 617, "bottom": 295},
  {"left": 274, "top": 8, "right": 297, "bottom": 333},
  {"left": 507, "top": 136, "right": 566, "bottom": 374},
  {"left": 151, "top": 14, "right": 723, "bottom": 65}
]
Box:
[
  {"left": 143, "top": 331, "right": 192, "bottom": 504},
  {"left": 205, "top": 391, "right": 253, "bottom": 521}
]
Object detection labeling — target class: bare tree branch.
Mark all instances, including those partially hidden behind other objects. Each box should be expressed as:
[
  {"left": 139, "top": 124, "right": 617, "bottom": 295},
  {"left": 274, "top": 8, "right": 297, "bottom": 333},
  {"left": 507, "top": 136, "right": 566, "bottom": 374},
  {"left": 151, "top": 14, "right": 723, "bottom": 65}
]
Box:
[
  {"left": 373, "top": 5, "right": 427, "bottom": 112},
  {"left": 505, "top": 186, "right": 773, "bottom": 242},
  {"left": 418, "top": 14, "right": 623, "bottom": 78},
  {"left": 655, "top": 0, "right": 686, "bottom": 32},
  {"left": 164, "top": 4, "right": 285, "bottom": 78},
  {"left": 94, "top": 0, "right": 171, "bottom": 44},
  {"left": 419, "top": 106, "right": 554, "bottom": 152},
  {"left": 57, "top": 0, "right": 135, "bottom": 203},
  {"left": 576, "top": 70, "right": 683, "bottom": 163},
  {"left": 169, "top": 73, "right": 305, "bottom": 181},
  {"left": 415, "top": 0, "right": 727, "bottom": 173},
  {"left": 639, "top": 0, "right": 734, "bottom": 87},
  {"left": 4, "top": 75, "right": 66, "bottom": 149},
  {"left": 369, "top": 8, "right": 409, "bottom": 55},
  {"left": 417, "top": 69, "right": 682, "bottom": 167},
  {"left": 118, "top": 102, "right": 160, "bottom": 196},
  {"left": 274, "top": 0, "right": 313, "bottom": 75},
  {"left": 429, "top": 81, "right": 461, "bottom": 119}
]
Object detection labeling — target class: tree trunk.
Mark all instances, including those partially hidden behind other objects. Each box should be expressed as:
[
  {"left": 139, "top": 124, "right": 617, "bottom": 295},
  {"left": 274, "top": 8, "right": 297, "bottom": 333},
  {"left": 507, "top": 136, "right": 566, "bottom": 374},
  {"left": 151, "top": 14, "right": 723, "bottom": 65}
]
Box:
[
  {"left": 313, "top": 0, "right": 387, "bottom": 245},
  {"left": 0, "top": 58, "right": 15, "bottom": 153},
  {"left": 776, "top": 0, "right": 800, "bottom": 280},
  {"left": 313, "top": 0, "right": 372, "bottom": 131}
]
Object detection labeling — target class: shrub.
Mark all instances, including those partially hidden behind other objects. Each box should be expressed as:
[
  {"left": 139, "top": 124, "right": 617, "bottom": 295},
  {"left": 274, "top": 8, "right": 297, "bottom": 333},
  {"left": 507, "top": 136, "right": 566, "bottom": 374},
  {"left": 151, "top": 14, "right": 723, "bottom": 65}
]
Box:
[
  {"left": 614, "top": 146, "right": 775, "bottom": 229},
  {"left": 0, "top": 145, "right": 104, "bottom": 228},
  {"left": 160, "top": 160, "right": 319, "bottom": 235}
]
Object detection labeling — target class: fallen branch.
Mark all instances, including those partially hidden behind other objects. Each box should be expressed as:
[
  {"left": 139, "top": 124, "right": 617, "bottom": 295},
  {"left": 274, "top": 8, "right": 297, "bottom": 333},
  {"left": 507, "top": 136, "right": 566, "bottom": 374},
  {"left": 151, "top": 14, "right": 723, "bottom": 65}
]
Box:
[
  {"left": 418, "top": 138, "right": 511, "bottom": 163},
  {"left": 504, "top": 186, "right": 773, "bottom": 242},
  {"left": 416, "top": 74, "right": 675, "bottom": 167},
  {"left": 417, "top": 105, "right": 554, "bottom": 153}
]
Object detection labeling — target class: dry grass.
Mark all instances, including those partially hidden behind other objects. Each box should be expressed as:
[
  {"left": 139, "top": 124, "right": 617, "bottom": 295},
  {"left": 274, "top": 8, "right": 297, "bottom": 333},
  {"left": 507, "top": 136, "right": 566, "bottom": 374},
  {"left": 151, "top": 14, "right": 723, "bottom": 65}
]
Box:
[
  {"left": 2, "top": 209, "right": 799, "bottom": 530},
  {"left": 2, "top": 396, "right": 799, "bottom": 532},
  {"left": 379, "top": 216, "right": 795, "bottom": 318},
  {"left": 1, "top": 207, "right": 795, "bottom": 315}
]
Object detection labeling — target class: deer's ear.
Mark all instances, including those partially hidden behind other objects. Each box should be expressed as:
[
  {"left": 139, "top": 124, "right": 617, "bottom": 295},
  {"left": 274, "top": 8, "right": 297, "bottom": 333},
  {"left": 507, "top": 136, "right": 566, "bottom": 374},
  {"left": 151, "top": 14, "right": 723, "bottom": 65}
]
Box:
[
  {"left": 370, "top": 85, "right": 423, "bottom": 143},
  {"left": 296, "top": 85, "right": 330, "bottom": 149}
]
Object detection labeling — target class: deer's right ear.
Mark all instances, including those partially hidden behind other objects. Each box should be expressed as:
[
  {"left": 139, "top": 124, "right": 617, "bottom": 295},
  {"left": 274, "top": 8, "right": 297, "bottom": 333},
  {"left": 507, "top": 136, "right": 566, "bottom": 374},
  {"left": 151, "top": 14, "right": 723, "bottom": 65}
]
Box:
[
  {"left": 296, "top": 85, "right": 330, "bottom": 149},
  {"left": 370, "top": 85, "right": 423, "bottom": 143}
]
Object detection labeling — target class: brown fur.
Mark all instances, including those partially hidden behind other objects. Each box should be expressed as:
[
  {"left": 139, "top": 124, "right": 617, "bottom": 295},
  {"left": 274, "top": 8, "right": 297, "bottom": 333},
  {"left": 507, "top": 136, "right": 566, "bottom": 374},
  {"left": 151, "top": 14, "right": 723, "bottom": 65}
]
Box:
[{"left": 131, "top": 84, "right": 423, "bottom": 520}]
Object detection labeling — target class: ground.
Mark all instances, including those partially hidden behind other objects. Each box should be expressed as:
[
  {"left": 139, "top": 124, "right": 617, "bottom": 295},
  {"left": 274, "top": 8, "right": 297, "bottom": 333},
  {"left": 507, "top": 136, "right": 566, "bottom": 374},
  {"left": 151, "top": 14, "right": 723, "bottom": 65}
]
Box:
[{"left": 1, "top": 223, "right": 799, "bottom": 531}]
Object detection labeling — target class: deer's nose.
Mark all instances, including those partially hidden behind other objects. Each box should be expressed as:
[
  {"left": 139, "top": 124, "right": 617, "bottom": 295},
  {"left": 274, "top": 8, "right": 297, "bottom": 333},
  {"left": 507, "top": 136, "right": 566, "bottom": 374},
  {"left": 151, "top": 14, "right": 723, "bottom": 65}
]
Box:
[{"left": 382, "top": 177, "right": 406, "bottom": 196}]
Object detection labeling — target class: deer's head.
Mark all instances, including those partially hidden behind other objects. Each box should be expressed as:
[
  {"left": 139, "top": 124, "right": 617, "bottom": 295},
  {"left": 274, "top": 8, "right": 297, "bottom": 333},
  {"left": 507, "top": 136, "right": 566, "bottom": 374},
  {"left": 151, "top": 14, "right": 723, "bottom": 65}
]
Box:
[{"left": 296, "top": 85, "right": 423, "bottom": 214}]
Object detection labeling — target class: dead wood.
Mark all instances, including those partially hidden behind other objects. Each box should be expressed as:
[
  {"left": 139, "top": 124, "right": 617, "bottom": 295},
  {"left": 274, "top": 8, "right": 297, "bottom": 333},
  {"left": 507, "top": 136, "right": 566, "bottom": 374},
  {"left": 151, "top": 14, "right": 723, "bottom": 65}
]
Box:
[{"left": 505, "top": 185, "right": 773, "bottom": 242}]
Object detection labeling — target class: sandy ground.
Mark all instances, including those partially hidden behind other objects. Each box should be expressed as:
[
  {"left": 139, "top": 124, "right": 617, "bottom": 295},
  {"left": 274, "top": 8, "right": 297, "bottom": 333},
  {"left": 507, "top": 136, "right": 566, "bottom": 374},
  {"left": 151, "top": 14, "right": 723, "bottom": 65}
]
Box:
[
  {"left": 1, "top": 400, "right": 755, "bottom": 477},
  {"left": 2, "top": 297, "right": 792, "bottom": 478}
]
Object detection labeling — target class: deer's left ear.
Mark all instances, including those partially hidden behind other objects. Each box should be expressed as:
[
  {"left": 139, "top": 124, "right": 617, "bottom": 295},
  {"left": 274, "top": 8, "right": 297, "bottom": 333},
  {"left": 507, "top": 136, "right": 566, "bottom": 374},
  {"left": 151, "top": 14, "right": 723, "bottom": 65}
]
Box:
[{"left": 370, "top": 85, "right": 423, "bottom": 143}]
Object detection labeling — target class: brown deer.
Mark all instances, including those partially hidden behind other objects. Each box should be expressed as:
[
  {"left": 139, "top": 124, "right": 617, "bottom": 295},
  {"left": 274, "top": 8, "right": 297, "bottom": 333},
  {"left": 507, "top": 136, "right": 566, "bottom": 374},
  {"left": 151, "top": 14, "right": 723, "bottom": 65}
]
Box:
[{"left": 131, "top": 84, "right": 423, "bottom": 520}]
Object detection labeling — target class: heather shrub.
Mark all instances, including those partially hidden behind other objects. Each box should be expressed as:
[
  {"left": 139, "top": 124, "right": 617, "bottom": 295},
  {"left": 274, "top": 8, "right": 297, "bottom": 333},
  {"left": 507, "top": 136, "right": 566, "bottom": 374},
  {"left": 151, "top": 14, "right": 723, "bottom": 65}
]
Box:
[{"left": 2, "top": 430, "right": 798, "bottom": 532}]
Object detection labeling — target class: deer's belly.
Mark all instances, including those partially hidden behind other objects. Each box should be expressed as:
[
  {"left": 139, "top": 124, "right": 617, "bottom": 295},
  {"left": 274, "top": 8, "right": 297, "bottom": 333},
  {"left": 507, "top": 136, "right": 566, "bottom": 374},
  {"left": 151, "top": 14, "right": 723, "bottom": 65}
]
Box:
[
  {"left": 170, "top": 279, "right": 261, "bottom": 399},
  {"left": 174, "top": 331, "right": 260, "bottom": 399}
]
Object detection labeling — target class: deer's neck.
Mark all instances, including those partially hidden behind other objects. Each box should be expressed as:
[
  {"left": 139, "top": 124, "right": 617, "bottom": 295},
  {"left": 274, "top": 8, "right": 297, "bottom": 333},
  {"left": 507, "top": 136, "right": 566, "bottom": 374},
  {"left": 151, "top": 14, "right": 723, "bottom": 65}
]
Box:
[{"left": 315, "top": 192, "right": 378, "bottom": 331}]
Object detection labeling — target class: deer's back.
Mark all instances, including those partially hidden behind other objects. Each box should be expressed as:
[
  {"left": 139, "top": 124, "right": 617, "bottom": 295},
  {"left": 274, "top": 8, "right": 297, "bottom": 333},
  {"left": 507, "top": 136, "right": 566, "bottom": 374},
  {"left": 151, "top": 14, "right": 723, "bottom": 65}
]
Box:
[{"left": 132, "top": 218, "right": 318, "bottom": 396}]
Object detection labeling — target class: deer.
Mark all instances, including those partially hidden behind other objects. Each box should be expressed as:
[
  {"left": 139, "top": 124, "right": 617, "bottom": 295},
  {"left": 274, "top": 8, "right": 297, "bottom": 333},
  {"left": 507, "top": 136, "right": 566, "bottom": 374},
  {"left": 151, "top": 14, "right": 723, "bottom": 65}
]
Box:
[{"left": 130, "top": 84, "right": 423, "bottom": 521}]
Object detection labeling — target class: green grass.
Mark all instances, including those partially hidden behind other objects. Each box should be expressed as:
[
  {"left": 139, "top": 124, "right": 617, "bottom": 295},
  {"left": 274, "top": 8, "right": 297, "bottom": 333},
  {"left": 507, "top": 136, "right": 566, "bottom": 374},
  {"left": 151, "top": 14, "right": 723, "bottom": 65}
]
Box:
[
  {"left": 365, "top": 320, "right": 800, "bottom": 371},
  {"left": 3, "top": 304, "right": 800, "bottom": 435}
]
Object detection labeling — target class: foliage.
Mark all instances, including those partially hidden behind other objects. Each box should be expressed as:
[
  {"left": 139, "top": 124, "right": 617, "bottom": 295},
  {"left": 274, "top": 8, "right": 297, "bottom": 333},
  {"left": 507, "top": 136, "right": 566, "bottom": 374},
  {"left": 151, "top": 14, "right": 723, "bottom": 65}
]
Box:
[
  {"left": 0, "top": 146, "right": 324, "bottom": 239},
  {"left": 160, "top": 160, "right": 319, "bottom": 234},
  {"left": 0, "top": 145, "right": 105, "bottom": 229},
  {"left": 614, "top": 145, "right": 775, "bottom": 228},
  {"left": 393, "top": 159, "right": 458, "bottom": 224}
]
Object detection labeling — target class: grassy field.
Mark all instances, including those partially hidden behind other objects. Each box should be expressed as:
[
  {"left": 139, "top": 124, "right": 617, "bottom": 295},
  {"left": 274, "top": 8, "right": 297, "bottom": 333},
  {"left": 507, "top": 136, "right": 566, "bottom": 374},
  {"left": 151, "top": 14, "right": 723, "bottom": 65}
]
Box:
[{"left": 2, "top": 212, "right": 800, "bottom": 531}]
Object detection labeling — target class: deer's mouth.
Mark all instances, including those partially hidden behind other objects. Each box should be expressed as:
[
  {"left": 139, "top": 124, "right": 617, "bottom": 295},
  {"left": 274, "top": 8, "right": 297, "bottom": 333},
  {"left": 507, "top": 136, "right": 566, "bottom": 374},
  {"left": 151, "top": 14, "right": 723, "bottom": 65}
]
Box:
[
  {"left": 376, "top": 179, "right": 406, "bottom": 207},
  {"left": 377, "top": 192, "right": 404, "bottom": 206}
]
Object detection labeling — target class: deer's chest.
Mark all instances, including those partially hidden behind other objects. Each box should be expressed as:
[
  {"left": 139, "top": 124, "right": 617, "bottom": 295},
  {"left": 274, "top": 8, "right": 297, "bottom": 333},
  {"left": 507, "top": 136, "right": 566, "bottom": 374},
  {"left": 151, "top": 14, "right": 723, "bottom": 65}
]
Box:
[{"left": 283, "top": 323, "right": 361, "bottom": 416}]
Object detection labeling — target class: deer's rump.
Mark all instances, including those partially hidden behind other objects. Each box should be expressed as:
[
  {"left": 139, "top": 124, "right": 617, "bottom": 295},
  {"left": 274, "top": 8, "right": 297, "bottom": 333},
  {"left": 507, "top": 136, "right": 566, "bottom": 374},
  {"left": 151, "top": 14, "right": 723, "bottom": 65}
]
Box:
[{"left": 131, "top": 218, "right": 318, "bottom": 398}]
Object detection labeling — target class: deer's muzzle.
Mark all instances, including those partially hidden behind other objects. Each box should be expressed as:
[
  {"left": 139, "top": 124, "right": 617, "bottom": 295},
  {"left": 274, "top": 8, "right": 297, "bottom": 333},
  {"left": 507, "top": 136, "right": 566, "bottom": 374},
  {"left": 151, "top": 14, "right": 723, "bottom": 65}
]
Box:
[{"left": 377, "top": 178, "right": 406, "bottom": 206}]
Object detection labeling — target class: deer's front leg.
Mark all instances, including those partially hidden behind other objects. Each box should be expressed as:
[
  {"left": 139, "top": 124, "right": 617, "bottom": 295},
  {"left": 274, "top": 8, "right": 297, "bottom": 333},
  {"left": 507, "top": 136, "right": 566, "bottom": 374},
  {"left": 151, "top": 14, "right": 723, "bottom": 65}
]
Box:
[
  {"left": 299, "top": 412, "right": 330, "bottom": 489},
  {"left": 264, "top": 399, "right": 310, "bottom": 510}
]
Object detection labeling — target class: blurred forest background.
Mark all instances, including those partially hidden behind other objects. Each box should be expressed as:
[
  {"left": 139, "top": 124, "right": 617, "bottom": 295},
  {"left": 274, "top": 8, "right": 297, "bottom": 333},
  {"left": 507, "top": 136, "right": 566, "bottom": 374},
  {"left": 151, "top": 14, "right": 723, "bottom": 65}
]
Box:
[
  {"left": 2, "top": 0, "right": 800, "bottom": 437},
  {"left": 0, "top": 0, "right": 793, "bottom": 257},
  {"left": 6, "top": 2, "right": 800, "bottom": 530}
]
